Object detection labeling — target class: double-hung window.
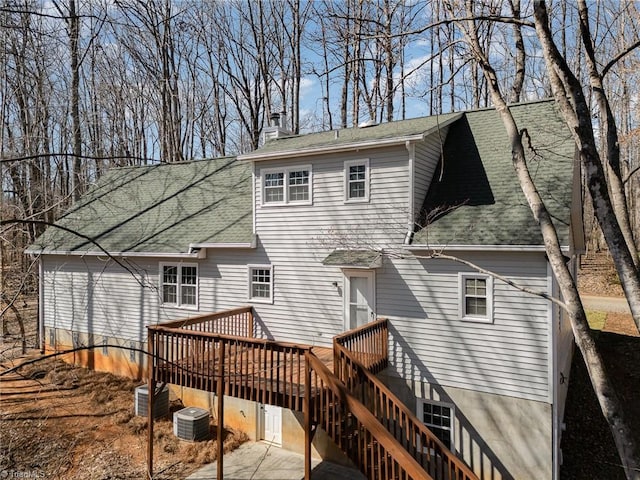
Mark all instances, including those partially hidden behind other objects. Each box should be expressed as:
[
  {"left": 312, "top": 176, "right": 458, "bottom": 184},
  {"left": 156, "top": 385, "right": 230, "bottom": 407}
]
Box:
[
  {"left": 262, "top": 167, "right": 311, "bottom": 205},
  {"left": 161, "top": 263, "right": 198, "bottom": 308},
  {"left": 264, "top": 172, "right": 285, "bottom": 203},
  {"left": 459, "top": 273, "right": 493, "bottom": 322},
  {"left": 248, "top": 265, "right": 273, "bottom": 303},
  {"left": 418, "top": 399, "right": 455, "bottom": 450},
  {"left": 344, "top": 159, "right": 369, "bottom": 202}
]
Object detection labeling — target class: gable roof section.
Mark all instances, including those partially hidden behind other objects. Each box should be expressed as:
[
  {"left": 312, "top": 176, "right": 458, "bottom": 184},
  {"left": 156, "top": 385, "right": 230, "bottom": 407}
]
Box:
[
  {"left": 414, "top": 100, "right": 576, "bottom": 247},
  {"left": 239, "top": 111, "right": 463, "bottom": 161},
  {"left": 27, "top": 157, "right": 253, "bottom": 256}
]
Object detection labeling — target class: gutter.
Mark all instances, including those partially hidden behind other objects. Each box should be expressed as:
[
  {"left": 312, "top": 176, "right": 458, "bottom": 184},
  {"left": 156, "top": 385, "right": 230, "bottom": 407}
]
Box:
[
  {"left": 188, "top": 236, "right": 257, "bottom": 255},
  {"left": 38, "top": 258, "right": 45, "bottom": 352},
  {"left": 238, "top": 134, "right": 426, "bottom": 161},
  {"left": 404, "top": 140, "right": 416, "bottom": 245},
  {"left": 25, "top": 249, "right": 205, "bottom": 259},
  {"left": 27, "top": 237, "right": 257, "bottom": 259},
  {"left": 406, "top": 244, "right": 572, "bottom": 253}
]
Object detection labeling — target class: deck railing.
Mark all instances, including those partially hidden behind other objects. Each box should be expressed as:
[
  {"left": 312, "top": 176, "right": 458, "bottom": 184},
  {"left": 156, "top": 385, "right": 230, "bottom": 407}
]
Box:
[
  {"left": 334, "top": 318, "right": 389, "bottom": 375},
  {"left": 148, "top": 309, "right": 477, "bottom": 480},
  {"left": 333, "top": 323, "right": 476, "bottom": 480},
  {"left": 305, "top": 351, "right": 431, "bottom": 480},
  {"left": 148, "top": 325, "right": 310, "bottom": 411},
  {"left": 154, "top": 306, "right": 254, "bottom": 338}
]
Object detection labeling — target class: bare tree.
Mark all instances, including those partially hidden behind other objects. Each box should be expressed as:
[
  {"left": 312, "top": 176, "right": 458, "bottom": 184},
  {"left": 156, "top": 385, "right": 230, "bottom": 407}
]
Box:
[
  {"left": 531, "top": 0, "right": 640, "bottom": 326},
  {"left": 450, "top": 0, "right": 640, "bottom": 476}
]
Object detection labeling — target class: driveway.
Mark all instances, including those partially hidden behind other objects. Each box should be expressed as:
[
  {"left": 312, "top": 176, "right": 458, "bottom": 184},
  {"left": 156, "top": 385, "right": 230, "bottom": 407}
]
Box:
[{"left": 580, "top": 294, "right": 631, "bottom": 314}]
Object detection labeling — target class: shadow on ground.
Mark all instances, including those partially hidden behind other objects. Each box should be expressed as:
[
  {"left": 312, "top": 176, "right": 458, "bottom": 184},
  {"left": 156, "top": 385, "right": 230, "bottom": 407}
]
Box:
[{"left": 560, "top": 331, "right": 640, "bottom": 479}]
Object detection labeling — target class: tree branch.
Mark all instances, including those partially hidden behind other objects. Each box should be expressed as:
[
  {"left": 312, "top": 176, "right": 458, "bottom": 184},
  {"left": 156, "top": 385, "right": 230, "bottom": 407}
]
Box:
[
  {"left": 603, "top": 38, "right": 640, "bottom": 78},
  {"left": 2, "top": 219, "right": 148, "bottom": 288}
]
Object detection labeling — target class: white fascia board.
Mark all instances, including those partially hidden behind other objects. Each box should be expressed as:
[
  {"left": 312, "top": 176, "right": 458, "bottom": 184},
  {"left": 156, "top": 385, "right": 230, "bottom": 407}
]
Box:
[
  {"left": 237, "top": 134, "right": 426, "bottom": 162},
  {"left": 239, "top": 115, "right": 463, "bottom": 162},
  {"left": 25, "top": 249, "right": 201, "bottom": 259},
  {"left": 188, "top": 242, "right": 256, "bottom": 250},
  {"left": 238, "top": 114, "right": 463, "bottom": 162},
  {"left": 406, "top": 244, "right": 572, "bottom": 253}
]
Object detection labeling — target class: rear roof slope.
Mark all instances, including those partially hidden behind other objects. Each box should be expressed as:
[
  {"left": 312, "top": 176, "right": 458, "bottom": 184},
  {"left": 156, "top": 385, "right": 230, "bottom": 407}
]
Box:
[
  {"left": 414, "top": 100, "right": 576, "bottom": 247},
  {"left": 28, "top": 157, "right": 252, "bottom": 255}
]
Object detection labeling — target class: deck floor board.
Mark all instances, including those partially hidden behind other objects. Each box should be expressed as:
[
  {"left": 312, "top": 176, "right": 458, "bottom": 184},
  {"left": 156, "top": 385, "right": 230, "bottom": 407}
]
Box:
[{"left": 155, "top": 344, "right": 333, "bottom": 411}]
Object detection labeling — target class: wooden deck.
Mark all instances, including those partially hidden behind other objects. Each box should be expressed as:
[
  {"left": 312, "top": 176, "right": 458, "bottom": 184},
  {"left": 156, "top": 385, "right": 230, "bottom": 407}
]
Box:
[
  {"left": 147, "top": 307, "right": 478, "bottom": 480},
  {"left": 155, "top": 341, "right": 333, "bottom": 411},
  {"left": 148, "top": 309, "right": 335, "bottom": 412}
]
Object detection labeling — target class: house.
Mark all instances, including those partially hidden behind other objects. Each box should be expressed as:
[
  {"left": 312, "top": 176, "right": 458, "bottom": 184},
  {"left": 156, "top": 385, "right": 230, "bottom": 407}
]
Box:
[{"left": 27, "top": 99, "right": 582, "bottom": 480}]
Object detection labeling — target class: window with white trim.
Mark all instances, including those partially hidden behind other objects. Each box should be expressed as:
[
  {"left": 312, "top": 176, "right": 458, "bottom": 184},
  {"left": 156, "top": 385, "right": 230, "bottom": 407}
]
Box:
[
  {"left": 417, "top": 399, "right": 455, "bottom": 450},
  {"left": 459, "top": 273, "right": 493, "bottom": 322},
  {"left": 344, "top": 159, "right": 369, "bottom": 202},
  {"left": 262, "top": 167, "right": 311, "bottom": 205},
  {"left": 248, "top": 265, "right": 273, "bottom": 303},
  {"left": 160, "top": 263, "right": 198, "bottom": 308}
]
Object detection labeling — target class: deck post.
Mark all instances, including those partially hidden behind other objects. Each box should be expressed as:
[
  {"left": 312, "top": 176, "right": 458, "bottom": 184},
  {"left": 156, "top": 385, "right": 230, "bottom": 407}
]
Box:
[
  {"left": 217, "top": 340, "right": 225, "bottom": 479},
  {"left": 147, "top": 330, "right": 155, "bottom": 480},
  {"left": 304, "top": 353, "right": 311, "bottom": 480},
  {"left": 248, "top": 308, "right": 254, "bottom": 338}
]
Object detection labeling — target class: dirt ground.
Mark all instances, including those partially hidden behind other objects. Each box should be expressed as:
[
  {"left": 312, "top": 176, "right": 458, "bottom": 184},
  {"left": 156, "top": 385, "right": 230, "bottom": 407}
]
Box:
[
  {"left": 0, "top": 307, "right": 247, "bottom": 480},
  {"left": 1, "top": 263, "right": 638, "bottom": 480},
  {"left": 560, "top": 264, "right": 639, "bottom": 479}
]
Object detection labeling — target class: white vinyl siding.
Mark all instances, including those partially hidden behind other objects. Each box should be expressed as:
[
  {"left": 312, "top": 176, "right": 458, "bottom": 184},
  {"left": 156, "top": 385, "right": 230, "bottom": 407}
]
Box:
[
  {"left": 378, "top": 252, "right": 551, "bottom": 402},
  {"left": 42, "top": 256, "right": 161, "bottom": 343},
  {"left": 413, "top": 127, "right": 450, "bottom": 218},
  {"left": 253, "top": 146, "right": 409, "bottom": 345}
]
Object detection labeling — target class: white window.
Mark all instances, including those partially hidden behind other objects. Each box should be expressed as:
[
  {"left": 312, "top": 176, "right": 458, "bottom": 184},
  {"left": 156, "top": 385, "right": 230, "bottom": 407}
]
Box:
[
  {"left": 160, "top": 263, "right": 198, "bottom": 308},
  {"left": 344, "top": 159, "right": 369, "bottom": 202},
  {"left": 264, "top": 172, "right": 284, "bottom": 203},
  {"left": 248, "top": 265, "right": 273, "bottom": 303},
  {"left": 459, "top": 273, "right": 493, "bottom": 322},
  {"left": 262, "top": 166, "right": 312, "bottom": 205},
  {"left": 417, "top": 399, "right": 455, "bottom": 450}
]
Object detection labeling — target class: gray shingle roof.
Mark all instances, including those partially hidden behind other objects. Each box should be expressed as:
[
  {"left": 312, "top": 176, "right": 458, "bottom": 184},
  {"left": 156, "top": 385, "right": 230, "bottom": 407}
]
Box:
[
  {"left": 414, "top": 100, "right": 576, "bottom": 247},
  {"left": 240, "top": 111, "right": 463, "bottom": 159},
  {"left": 28, "top": 157, "right": 253, "bottom": 255},
  {"left": 322, "top": 250, "right": 383, "bottom": 268}
]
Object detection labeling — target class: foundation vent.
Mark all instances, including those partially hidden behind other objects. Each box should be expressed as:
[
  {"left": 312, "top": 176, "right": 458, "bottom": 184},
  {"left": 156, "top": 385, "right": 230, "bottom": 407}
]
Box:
[
  {"left": 134, "top": 384, "right": 169, "bottom": 419},
  {"left": 173, "top": 407, "right": 210, "bottom": 441}
]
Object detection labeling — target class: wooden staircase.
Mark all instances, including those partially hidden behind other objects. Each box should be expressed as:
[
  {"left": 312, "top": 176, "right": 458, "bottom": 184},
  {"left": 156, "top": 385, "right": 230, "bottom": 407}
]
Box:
[{"left": 303, "top": 320, "right": 477, "bottom": 480}]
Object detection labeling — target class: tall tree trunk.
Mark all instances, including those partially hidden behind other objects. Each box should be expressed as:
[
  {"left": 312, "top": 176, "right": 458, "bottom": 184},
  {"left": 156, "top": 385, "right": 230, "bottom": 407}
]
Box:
[
  {"left": 463, "top": 2, "right": 640, "bottom": 477},
  {"left": 533, "top": 0, "right": 640, "bottom": 328},
  {"left": 576, "top": 0, "right": 639, "bottom": 268},
  {"left": 509, "top": 0, "right": 525, "bottom": 103},
  {"left": 69, "top": 0, "right": 82, "bottom": 201}
]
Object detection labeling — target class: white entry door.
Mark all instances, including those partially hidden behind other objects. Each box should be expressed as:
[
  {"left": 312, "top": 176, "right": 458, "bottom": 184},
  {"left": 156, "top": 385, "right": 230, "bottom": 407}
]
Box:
[
  {"left": 344, "top": 270, "right": 376, "bottom": 330},
  {"left": 262, "top": 404, "right": 282, "bottom": 446}
]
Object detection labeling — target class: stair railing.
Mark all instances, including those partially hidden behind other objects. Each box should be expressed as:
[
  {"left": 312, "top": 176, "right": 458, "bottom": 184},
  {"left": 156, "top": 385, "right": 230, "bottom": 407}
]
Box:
[{"left": 305, "top": 350, "right": 432, "bottom": 480}]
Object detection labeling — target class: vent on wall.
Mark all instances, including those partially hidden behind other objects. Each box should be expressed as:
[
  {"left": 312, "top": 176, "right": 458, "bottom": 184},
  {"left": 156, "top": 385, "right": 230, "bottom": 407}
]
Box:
[
  {"left": 173, "top": 407, "right": 210, "bottom": 441},
  {"left": 134, "top": 384, "right": 169, "bottom": 419}
]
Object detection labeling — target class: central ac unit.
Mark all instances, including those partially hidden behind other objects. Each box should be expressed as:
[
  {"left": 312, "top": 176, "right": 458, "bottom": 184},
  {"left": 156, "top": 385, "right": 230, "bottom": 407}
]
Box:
[
  {"left": 173, "top": 407, "right": 210, "bottom": 441},
  {"left": 135, "top": 384, "right": 169, "bottom": 419}
]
